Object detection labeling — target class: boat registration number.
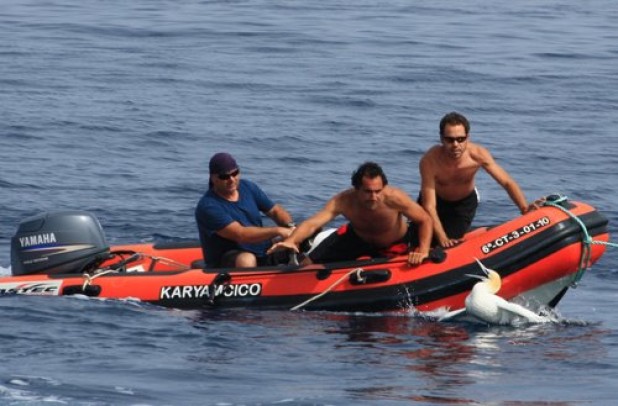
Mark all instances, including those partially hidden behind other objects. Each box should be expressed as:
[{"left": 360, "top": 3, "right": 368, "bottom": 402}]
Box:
[{"left": 481, "top": 216, "right": 551, "bottom": 254}]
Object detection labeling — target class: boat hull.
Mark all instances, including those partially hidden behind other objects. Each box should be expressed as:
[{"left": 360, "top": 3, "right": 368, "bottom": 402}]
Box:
[{"left": 0, "top": 200, "right": 610, "bottom": 313}]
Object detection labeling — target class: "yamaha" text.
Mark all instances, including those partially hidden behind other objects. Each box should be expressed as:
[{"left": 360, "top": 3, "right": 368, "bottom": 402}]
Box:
[{"left": 19, "top": 233, "right": 57, "bottom": 248}]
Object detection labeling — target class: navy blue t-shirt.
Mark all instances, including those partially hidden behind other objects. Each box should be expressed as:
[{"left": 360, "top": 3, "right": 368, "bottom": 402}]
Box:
[{"left": 195, "top": 179, "right": 275, "bottom": 267}]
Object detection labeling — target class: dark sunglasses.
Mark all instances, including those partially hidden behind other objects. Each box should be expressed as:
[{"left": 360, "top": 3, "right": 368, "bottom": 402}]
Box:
[
  {"left": 442, "top": 135, "right": 468, "bottom": 144},
  {"left": 218, "top": 169, "right": 240, "bottom": 180}
]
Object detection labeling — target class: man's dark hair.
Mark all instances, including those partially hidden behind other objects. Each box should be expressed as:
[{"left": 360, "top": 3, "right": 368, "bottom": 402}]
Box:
[
  {"left": 351, "top": 162, "right": 388, "bottom": 189},
  {"left": 439, "top": 112, "right": 470, "bottom": 136}
]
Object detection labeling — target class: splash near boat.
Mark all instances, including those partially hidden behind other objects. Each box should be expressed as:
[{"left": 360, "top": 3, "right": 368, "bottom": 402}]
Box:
[{"left": 1, "top": 196, "right": 610, "bottom": 313}]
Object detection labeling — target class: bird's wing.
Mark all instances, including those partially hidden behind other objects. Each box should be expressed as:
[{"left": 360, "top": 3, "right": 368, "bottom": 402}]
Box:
[
  {"left": 495, "top": 298, "right": 550, "bottom": 323},
  {"left": 437, "top": 308, "right": 467, "bottom": 322}
]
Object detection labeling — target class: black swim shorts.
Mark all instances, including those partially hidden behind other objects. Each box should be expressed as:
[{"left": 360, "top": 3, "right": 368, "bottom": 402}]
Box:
[
  {"left": 307, "top": 223, "right": 410, "bottom": 264},
  {"left": 434, "top": 189, "right": 479, "bottom": 239}
]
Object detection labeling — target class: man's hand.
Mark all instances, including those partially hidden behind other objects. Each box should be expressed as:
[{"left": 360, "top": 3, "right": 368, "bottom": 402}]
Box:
[
  {"left": 267, "top": 240, "right": 299, "bottom": 255},
  {"left": 277, "top": 226, "right": 295, "bottom": 239},
  {"left": 439, "top": 237, "right": 461, "bottom": 248},
  {"left": 407, "top": 250, "right": 428, "bottom": 265},
  {"left": 523, "top": 197, "right": 546, "bottom": 213}
]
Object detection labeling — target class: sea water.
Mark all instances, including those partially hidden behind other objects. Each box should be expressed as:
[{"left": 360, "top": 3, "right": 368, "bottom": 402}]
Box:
[{"left": 1, "top": 0, "right": 618, "bottom": 404}]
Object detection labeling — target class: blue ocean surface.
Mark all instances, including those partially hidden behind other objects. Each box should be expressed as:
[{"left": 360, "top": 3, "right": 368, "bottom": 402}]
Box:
[{"left": 1, "top": 0, "right": 618, "bottom": 404}]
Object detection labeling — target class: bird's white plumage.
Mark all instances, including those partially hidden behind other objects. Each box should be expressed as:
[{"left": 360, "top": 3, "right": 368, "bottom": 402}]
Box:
[{"left": 439, "top": 259, "right": 551, "bottom": 325}]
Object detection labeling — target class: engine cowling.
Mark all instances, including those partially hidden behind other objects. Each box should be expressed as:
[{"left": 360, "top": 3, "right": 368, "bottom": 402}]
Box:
[{"left": 11, "top": 211, "right": 110, "bottom": 276}]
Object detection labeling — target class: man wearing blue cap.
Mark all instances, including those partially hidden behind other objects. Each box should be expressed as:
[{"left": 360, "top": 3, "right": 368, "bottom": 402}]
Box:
[{"left": 195, "top": 152, "right": 295, "bottom": 268}]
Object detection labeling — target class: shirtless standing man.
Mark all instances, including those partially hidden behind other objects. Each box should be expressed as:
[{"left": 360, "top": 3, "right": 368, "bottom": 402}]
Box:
[
  {"left": 419, "top": 112, "right": 532, "bottom": 248},
  {"left": 268, "top": 162, "right": 432, "bottom": 265}
]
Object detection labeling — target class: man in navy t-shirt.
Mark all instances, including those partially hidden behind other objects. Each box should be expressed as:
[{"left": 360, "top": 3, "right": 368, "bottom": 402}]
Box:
[{"left": 195, "top": 152, "right": 295, "bottom": 268}]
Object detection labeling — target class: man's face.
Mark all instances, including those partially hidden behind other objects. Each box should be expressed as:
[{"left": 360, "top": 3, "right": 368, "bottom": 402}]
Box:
[
  {"left": 357, "top": 175, "right": 384, "bottom": 210},
  {"left": 212, "top": 168, "right": 240, "bottom": 194},
  {"left": 441, "top": 123, "right": 468, "bottom": 159}
]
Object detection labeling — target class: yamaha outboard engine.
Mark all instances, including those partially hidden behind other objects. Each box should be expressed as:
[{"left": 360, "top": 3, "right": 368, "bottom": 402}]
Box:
[{"left": 11, "top": 211, "right": 110, "bottom": 276}]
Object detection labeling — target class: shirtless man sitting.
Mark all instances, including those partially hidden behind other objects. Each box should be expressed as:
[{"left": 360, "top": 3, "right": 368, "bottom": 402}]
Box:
[
  {"left": 419, "top": 112, "right": 534, "bottom": 248},
  {"left": 268, "top": 162, "right": 432, "bottom": 265}
]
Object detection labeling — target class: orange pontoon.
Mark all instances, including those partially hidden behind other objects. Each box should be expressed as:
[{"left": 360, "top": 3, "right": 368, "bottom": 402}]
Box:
[{"left": 2, "top": 196, "right": 609, "bottom": 313}]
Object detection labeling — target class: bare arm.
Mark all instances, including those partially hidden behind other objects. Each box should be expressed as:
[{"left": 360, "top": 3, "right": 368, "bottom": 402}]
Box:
[
  {"left": 267, "top": 195, "right": 341, "bottom": 254},
  {"left": 388, "top": 188, "right": 433, "bottom": 264},
  {"left": 216, "top": 221, "right": 292, "bottom": 245},
  {"left": 265, "top": 203, "right": 294, "bottom": 226},
  {"left": 479, "top": 147, "right": 529, "bottom": 214},
  {"left": 419, "top": 156, "right": 454, "bottom": 247}
]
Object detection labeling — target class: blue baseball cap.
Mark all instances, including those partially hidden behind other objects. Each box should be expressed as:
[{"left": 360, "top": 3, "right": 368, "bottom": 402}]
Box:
[{"left": 209, "top": 152, "right": 238, "bottom": 175}]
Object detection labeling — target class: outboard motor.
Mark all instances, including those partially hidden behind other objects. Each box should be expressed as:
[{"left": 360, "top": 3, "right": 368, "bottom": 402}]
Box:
[{"left": 11, "top": 211, "right": 110, "bottom": 276}]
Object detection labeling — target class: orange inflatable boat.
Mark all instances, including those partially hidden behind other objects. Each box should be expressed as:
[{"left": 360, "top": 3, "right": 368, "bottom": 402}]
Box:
[{"left": 2, "top": 195, "right": 610, "bottom": 313}]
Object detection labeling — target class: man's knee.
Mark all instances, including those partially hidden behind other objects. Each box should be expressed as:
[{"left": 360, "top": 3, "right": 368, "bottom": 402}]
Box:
[
  {"left": 220, "top": 250, "right": 257, "bottom": 268},
  {"left": 235, "top": 252, "right": 257, "bottom": 268}
]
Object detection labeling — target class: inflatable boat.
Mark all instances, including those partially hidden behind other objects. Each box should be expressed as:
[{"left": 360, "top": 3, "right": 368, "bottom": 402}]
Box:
[{"left": 1, "top": 196, "right": 610, "bottom": 314}]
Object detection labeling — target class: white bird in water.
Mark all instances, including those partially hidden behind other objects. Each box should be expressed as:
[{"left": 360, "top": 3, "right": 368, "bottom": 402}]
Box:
[{"left": 439, "top": 258, "right": 551, "bottom": 325}]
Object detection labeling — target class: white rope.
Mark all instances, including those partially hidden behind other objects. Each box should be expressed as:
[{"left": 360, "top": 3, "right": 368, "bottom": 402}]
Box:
[
  {"left": 148, "top": 255, "right": 191, "bottom": 271},
  {"left": 290, "top": 267, "right": 364, "bottom": 311},
  {"left": 82, "top": 269, "right": 118, "bottom": 290},
  {"left": 80, "top": 252, "right": 194, "bottom": 291}
]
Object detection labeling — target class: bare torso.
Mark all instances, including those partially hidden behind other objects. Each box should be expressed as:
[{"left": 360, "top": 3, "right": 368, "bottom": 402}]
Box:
[
  {"left": 424, "top": 144, "right": 482, "bottom": 201},
  {"left": 337, "top": 188, "right": 408, "bottom": 247}
]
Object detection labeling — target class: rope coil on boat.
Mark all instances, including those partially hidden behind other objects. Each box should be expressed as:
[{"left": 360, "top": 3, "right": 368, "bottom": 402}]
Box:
[
  {"left": 82, "top": 269, "right": 118, "bottom": 290},
  {"left": 542, "top": 194, "right": 617, "bottom": 285},
  {"left": 80, "top": 253, "right": 191, "bottom": 291}
]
